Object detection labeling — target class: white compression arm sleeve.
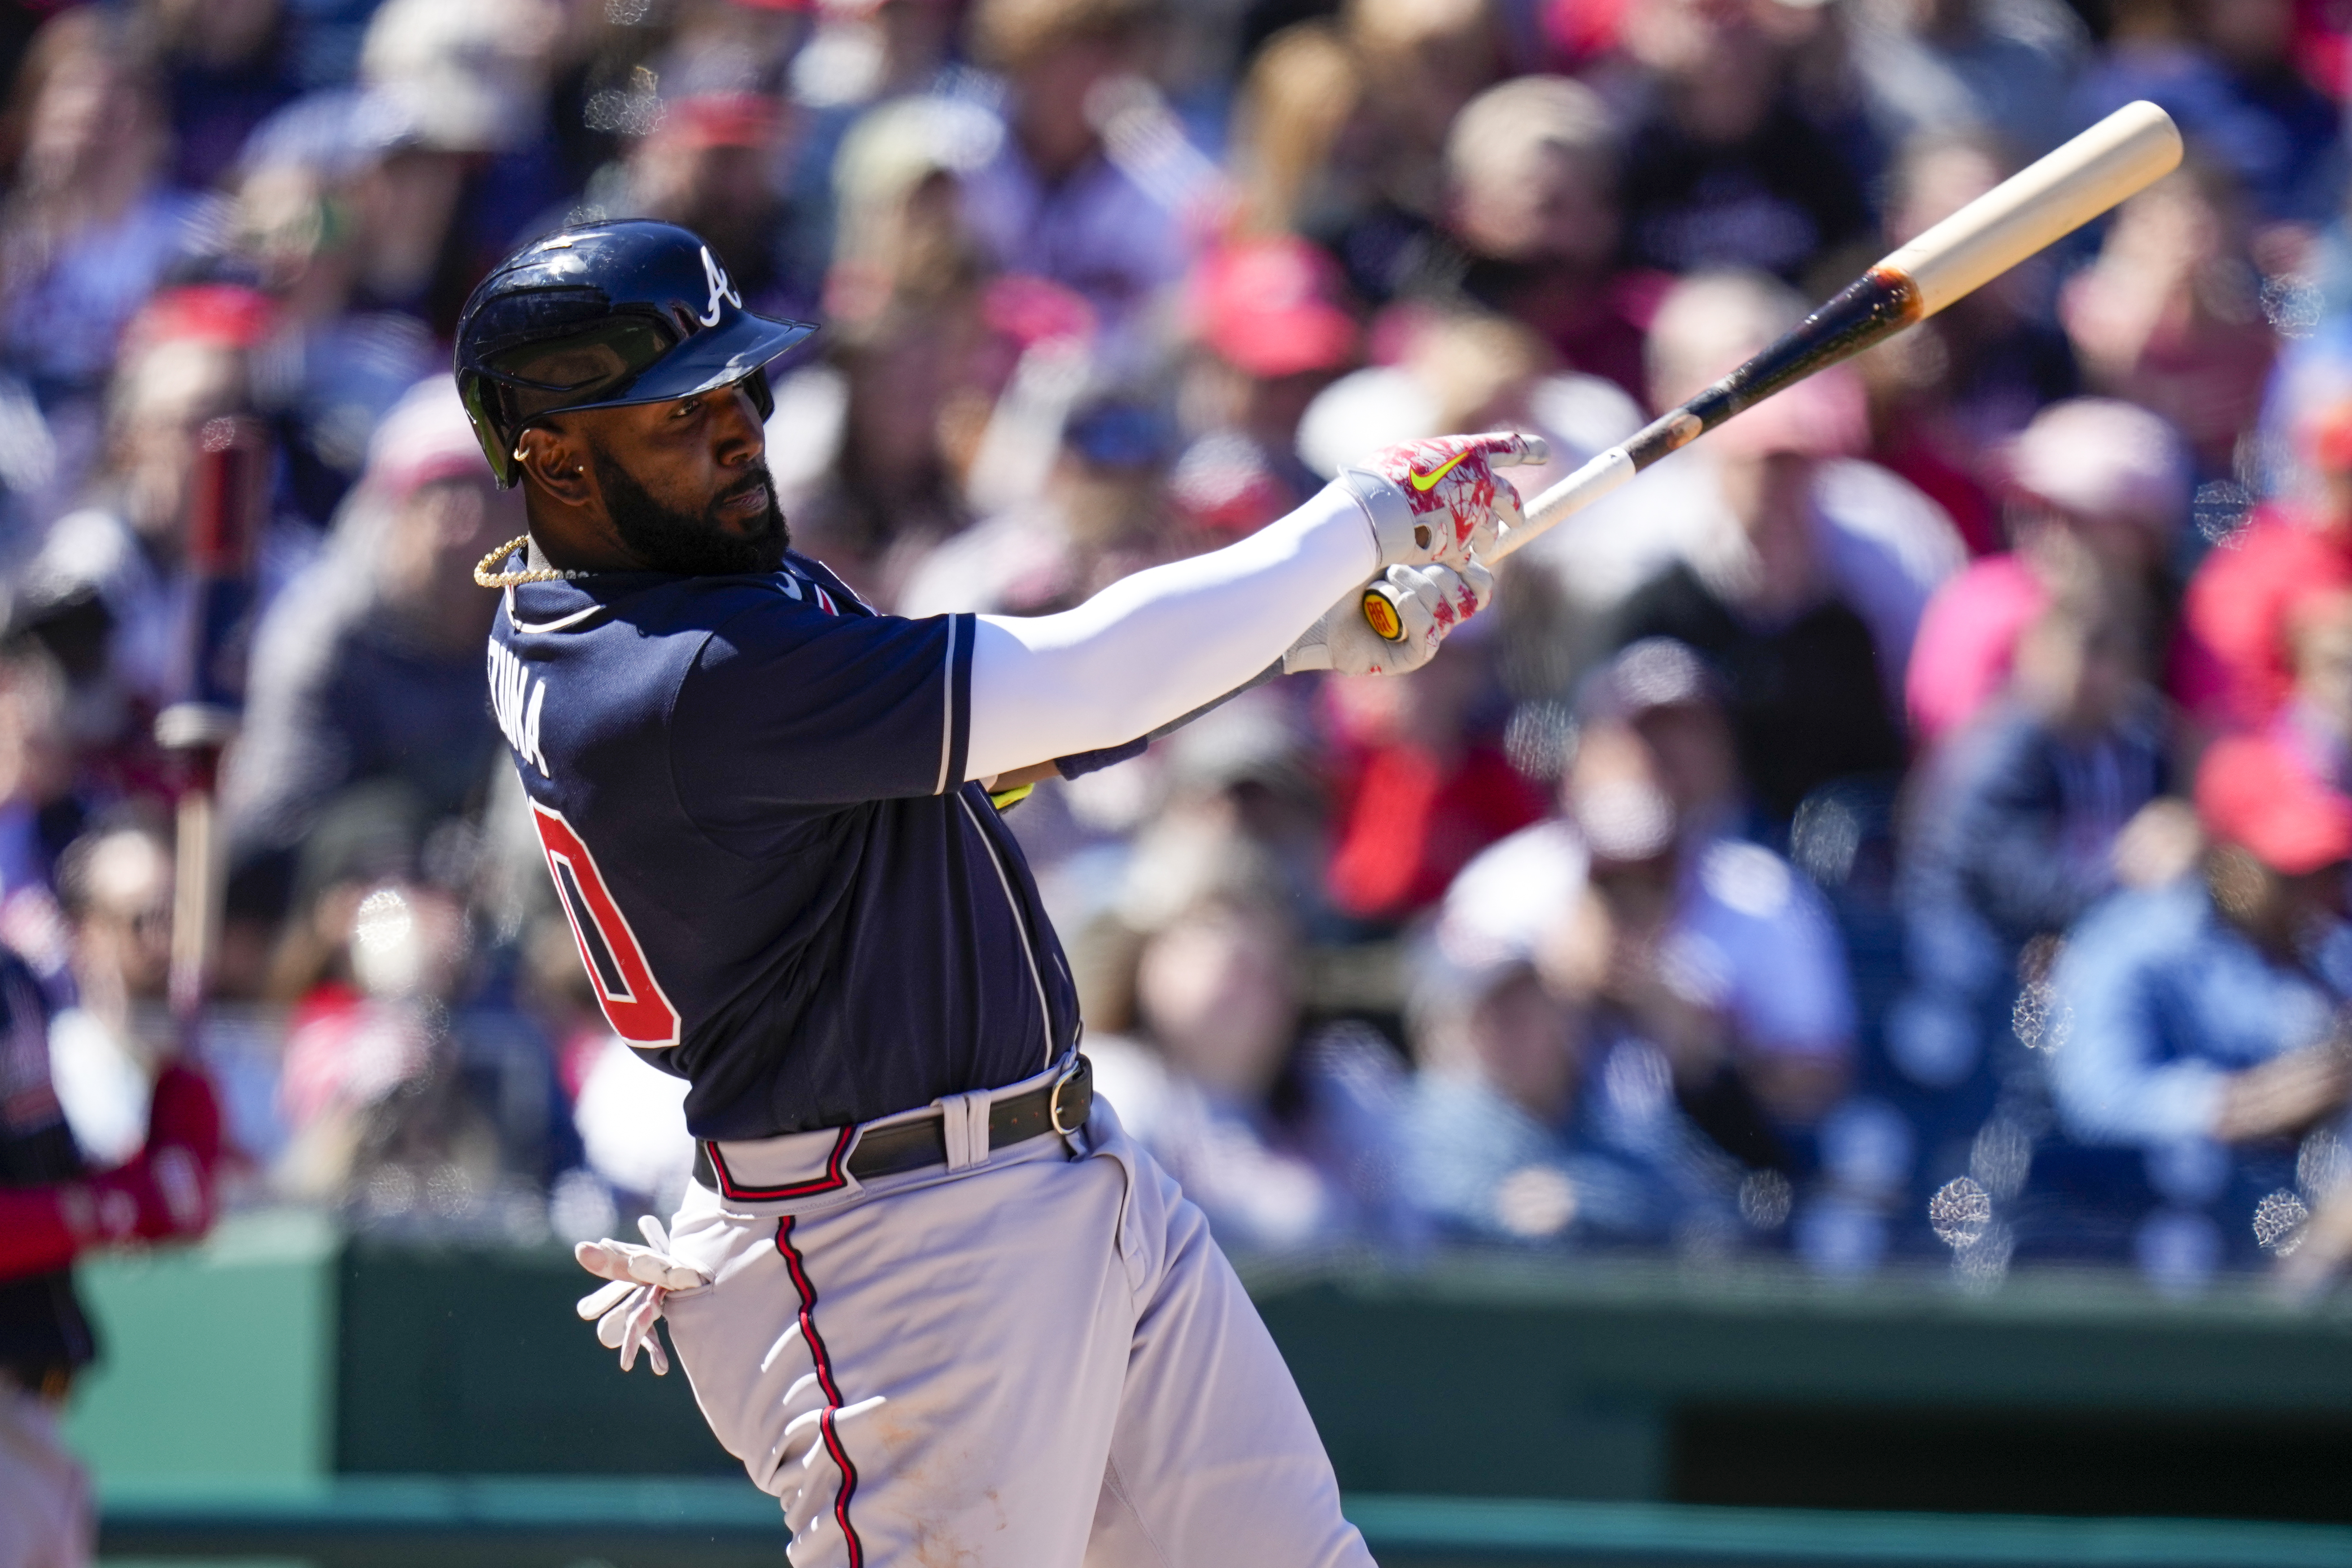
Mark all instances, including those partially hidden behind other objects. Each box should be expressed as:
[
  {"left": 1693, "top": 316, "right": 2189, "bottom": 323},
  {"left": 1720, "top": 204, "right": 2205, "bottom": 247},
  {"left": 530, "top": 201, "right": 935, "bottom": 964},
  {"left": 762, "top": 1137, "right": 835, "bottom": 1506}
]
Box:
[{"left": 965, "top": 484, "right": 1379, "bottom": 781}]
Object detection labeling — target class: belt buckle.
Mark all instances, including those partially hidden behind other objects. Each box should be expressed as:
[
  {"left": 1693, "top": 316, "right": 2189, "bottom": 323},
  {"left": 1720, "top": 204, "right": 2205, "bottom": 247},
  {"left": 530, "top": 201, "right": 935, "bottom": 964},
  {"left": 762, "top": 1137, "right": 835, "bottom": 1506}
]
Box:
[{"left": 1047, "top": 1057, "right": 1087, "bottom": 1136}]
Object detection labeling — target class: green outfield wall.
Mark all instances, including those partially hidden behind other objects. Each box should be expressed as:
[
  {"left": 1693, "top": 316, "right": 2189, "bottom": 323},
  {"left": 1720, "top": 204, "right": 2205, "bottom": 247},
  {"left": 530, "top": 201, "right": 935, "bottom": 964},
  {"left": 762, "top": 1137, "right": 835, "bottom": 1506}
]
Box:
[{"left": 62, "top": 1213, "right": 2352, "bottom": 1565}]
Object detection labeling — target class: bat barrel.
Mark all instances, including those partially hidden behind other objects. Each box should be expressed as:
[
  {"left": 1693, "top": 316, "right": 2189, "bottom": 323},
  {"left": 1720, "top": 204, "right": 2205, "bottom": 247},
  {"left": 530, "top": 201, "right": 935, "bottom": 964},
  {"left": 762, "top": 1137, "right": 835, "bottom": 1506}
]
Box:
[{"left": 1880, "top": 99, "right": 2181, "bottom": 319}]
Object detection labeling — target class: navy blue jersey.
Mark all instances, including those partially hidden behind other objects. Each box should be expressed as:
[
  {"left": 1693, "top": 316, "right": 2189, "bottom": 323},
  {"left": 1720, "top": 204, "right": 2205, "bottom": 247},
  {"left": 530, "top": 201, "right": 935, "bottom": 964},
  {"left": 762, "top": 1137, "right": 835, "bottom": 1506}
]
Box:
[{"left": 489, "top": 551, "right": 1081, "bottom": 1140}]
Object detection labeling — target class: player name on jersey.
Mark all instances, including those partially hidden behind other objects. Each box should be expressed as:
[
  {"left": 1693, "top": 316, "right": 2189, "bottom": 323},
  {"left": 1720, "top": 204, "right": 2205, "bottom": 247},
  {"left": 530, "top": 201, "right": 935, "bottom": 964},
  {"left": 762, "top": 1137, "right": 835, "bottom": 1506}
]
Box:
[{"left": 489, "top": 635, "right": 550, "bottom": 777}]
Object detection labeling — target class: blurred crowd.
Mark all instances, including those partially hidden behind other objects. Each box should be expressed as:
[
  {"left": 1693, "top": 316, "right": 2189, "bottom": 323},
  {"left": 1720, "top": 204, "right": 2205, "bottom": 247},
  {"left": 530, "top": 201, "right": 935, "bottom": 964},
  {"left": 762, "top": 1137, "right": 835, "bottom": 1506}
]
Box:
[{"left": 4, "top": 0, "right": 2352, "bottom": 1298}]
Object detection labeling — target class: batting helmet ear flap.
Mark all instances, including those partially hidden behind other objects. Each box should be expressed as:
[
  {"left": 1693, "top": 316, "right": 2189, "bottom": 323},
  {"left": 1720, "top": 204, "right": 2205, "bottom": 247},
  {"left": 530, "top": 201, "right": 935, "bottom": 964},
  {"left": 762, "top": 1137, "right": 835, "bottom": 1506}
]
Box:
[{"left": 461, "top": 375, "right": 525, "bottom": 489}]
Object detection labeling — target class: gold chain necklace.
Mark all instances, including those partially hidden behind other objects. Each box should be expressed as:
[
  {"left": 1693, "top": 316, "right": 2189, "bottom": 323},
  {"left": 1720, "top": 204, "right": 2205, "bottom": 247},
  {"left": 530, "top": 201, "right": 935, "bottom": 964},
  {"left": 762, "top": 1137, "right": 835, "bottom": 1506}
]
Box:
[{"left": 474, "top": 534, "right": 597, "bottom": 589}]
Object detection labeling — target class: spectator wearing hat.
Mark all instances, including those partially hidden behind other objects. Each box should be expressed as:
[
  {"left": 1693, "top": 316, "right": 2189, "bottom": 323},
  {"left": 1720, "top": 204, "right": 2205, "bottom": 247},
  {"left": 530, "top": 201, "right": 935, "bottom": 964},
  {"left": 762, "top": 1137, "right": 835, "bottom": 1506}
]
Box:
[
  {"left": 771, "top": 0, "right": 961, "bottom": 280},
  {"left": 2049, "top": 736, "right": 2352, "bottom": 1271},
  {"left": 1165, "top": 236, "right": 1361, "bottom": 540},
  {"left": 1906, "top": 397, "right": 2191, "bottom": 751},
  {"left": 1442, "top": 645, "right": 1857, "bottom": 1136},
  {"left": 586, "top": 91, "right": 816, "bottom": 322},
  {"left": 354, "top": 0, "right": 573, "bottom": 335},
  {"left": 1400, "top": 950, "right": 1595, "bottom": 1247},
  {"left": 2180, "top": 397, "right": 2352, "bottom": 732},
  {"left": 221, "top": 379, "right": 518, "bottom": 911},
  {"left": 1403, "top": 841, "right": 1750, "bottom": 1255}
]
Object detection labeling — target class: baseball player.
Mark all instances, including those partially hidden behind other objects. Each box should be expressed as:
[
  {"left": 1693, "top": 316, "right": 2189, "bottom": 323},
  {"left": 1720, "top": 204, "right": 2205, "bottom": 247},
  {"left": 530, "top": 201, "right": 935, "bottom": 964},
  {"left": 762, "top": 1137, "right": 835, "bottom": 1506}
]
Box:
[{"left": 455, "top": 219, "right": 1542, "bottom": 1567}]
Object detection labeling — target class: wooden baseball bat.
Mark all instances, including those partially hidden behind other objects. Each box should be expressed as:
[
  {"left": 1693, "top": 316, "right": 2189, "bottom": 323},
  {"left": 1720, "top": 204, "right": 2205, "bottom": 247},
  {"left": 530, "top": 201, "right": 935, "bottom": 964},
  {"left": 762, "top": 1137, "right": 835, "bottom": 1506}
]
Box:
[
  {"left": 155, "top": 416, "right": 268, "bottom": 1032},
  {"left": 1123, "top": 102, "right": 2183, "bottom": 753},
  {"left": 1362, "top": 99, "right": 2182, "bottom": 634}
]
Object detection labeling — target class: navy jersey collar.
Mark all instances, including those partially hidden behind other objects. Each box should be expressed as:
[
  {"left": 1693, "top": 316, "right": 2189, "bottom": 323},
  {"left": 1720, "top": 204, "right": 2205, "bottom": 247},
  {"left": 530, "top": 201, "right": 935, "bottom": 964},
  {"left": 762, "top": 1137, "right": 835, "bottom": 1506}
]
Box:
[{"left": 502, "top": 550, "right": 856, "bottom": 633}]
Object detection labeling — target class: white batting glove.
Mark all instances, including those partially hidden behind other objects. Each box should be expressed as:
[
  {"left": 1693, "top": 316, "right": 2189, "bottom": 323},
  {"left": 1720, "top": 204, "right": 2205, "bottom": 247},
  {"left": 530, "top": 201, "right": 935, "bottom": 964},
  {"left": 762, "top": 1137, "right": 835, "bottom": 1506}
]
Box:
[
  {"left": 1332, "top": 431, "right": 1548, "bottom": 571},
  {"left": 574, "top": 1213, "right": 709, "bottom": 1376},
  {"left": 1283, "top": 558, "right": 1492, "bottom": 677}
]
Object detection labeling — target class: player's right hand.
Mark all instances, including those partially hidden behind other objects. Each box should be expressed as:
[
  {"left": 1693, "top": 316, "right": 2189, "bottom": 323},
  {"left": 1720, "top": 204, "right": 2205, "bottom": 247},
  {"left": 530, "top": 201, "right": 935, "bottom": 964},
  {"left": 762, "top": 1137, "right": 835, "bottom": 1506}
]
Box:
[
  {"left": 1283, "top": 557, "right": 1491, "bottom": 677},
  {"left": 1332, "top": 431, "right": 1547, "bottom": 572},
  {"left": 575, "top": 1213, "right": 709, "bottom": 1375}
]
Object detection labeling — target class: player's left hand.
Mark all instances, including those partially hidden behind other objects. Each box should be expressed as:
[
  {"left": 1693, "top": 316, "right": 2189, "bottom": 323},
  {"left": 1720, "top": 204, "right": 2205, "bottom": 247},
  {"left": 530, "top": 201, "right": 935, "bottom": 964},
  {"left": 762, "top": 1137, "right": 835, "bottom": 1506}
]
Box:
[
  {"left": 575, "top": 1213, "right": 709, "bottom": 1376},
  {"left": 1283, "top": 557, "right": 1491, "bottom": 677}
]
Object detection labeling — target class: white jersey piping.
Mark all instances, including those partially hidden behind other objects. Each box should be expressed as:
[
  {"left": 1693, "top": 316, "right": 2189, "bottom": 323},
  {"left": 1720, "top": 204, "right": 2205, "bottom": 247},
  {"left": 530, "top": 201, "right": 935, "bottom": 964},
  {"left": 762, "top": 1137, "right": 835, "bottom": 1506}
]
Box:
[{"left": 934, "top": 615, "right": 960, "bottom": 795}]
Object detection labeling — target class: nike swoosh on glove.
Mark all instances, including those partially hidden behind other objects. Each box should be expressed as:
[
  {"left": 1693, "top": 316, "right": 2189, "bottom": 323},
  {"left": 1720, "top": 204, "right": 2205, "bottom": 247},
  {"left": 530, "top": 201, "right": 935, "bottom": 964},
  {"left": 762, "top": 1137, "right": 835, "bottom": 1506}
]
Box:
[
  {"left": 1282, "top": 558, "right": 1492, "bottom": 677},
  {"left": 575, "top": 1213, "right": 710, "bottom": 1375},
  {"left": 1333, "top": 431, "right": 1547, "bottom": 571}
]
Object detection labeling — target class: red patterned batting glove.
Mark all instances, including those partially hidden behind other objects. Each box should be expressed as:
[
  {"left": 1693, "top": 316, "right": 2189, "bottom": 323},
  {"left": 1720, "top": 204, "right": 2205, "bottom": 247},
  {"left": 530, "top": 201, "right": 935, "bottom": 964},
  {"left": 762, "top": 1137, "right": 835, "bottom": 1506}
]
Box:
[
  {"left": 1333, "top": 431, "right": 1549, "bottom": 571},
  {"left": 1283, "top": 557, "right": 1493, "bottom": 677}
]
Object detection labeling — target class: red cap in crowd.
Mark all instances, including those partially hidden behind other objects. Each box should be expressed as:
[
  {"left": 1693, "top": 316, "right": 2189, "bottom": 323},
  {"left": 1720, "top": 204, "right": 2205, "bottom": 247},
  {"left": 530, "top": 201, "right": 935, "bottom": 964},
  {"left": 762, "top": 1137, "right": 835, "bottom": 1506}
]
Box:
[
  {"left": 659, "top": 92, "right": 782, "bottom": 150},
  {"left": 2195, "top": 734, "right": 2352, "bottom": 876},
  {"left": 1998, "top": 397, "right": 2187, "bottom": 532},
  {"left": 124, "top": 285, "right": 277, "bottom": 357},
  {"left": 366, "top": 379, "right": 496, "bottom": 500},
  {"left": 1189, "top": 237, "right": 1360, "bottom": 380}
]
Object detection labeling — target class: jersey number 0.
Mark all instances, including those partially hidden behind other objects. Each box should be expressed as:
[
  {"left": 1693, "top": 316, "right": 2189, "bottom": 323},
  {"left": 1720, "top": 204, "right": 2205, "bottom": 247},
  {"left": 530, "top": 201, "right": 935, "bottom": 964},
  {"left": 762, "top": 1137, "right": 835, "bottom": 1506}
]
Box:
[{"left": 531, "top": 802, "right": 683, "bottom": 1048}]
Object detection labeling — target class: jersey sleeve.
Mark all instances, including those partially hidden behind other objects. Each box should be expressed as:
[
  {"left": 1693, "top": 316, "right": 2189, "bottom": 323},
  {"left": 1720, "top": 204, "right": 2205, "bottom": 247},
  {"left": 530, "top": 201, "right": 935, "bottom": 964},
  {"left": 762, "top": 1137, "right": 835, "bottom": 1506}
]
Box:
[{"left": 671, "top": 595, "right": 975, "bottom": 830}]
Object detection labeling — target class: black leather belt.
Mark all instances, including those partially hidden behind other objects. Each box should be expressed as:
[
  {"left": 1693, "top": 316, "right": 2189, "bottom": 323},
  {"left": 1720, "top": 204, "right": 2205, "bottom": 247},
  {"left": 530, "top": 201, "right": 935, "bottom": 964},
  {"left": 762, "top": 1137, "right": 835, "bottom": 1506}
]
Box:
[{"left": 694, "top": 1056, "right": 1093, "bottom": 1192}]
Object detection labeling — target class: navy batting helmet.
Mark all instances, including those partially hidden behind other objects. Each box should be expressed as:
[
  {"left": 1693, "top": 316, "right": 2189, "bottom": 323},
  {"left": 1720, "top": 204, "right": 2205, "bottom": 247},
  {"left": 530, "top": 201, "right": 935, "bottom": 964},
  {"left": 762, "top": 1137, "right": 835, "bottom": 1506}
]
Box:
[{"left": 454, "top": 220, "right": 817, "bottom": 488}]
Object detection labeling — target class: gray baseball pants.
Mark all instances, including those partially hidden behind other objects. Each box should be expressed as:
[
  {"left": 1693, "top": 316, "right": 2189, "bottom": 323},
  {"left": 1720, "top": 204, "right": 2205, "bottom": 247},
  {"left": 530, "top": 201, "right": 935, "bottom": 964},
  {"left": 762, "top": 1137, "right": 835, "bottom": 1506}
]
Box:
[{"left": 659, "top": 1063, "right": 1375, "bottom": 1568}]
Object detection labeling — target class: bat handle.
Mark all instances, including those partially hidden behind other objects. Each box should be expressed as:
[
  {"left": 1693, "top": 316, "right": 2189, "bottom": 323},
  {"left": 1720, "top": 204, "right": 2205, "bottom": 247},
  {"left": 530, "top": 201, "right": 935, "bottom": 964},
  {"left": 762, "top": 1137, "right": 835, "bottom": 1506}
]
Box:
[
  {"left": 1359, "top": 446, "right": 1640, "bottom": 640},
  {"left": 1492, "top": 446, "right": 1638, "bottom": 562}
]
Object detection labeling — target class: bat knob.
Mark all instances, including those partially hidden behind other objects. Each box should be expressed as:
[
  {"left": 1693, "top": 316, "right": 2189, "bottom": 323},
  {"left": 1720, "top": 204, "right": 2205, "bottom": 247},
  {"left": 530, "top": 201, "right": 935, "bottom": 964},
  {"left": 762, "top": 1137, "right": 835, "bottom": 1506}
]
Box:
[{"left": 1360, "top": 581, "right": 1407, "bottom": 642}]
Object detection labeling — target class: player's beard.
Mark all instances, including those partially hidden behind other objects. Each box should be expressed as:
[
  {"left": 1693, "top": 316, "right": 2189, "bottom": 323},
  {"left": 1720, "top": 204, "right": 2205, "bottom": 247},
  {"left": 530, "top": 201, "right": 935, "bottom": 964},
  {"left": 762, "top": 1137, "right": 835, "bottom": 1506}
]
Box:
[{"left": 592, "top": 450, "right": 791, "bottom": 576}]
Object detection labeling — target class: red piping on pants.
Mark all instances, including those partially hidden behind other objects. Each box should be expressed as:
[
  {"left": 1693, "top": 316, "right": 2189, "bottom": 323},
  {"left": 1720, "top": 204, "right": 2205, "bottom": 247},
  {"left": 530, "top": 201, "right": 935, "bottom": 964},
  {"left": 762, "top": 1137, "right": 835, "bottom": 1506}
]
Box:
[{"left": 776, "top": 1215, "right": 864, "bottom": 1567}]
